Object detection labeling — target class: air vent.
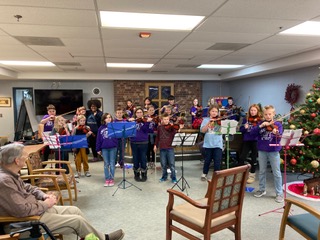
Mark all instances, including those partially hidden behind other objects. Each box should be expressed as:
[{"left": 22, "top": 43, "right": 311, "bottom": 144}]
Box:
[
  {"left": 126, "top": 70, "right": 148, "bottom": 73},
  {"left": 207, "top": 43, "right": 250, "bottom": 51},
  {"left": 151, "top": 70, "right": 168, "bottom": 73},
  {"left": 54, "top": 62, "right": 81, "bottom": 66},
  {"left": 14, "top": 36, "right": 64, "bottom": 46},
  {"left": 176, "top": 64, "right": 199, "bottom": 68}
]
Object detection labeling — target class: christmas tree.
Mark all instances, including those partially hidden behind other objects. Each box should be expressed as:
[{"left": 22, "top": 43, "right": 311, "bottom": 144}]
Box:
[{"left": 281, "top": 79, "right": 320, "bottom": 177}]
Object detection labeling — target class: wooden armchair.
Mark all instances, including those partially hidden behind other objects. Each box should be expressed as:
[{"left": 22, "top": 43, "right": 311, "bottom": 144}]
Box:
[
  {"left": 166, "top": 164, "right": 250, "bottom": 240},
  {"left": 279, "top": 198, "right": 320, "bottom": 240},
  {"left": 26, "top": 156, "right": 77, "bottom": 205}
]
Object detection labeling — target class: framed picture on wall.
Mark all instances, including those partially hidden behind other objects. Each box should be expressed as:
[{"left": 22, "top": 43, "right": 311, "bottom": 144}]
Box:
[
  {"left": 91, "top": 97, "right": 103, "bottom": 112},
  {"left": 0, "top": 97, "right": 11, "bottom": 107}
]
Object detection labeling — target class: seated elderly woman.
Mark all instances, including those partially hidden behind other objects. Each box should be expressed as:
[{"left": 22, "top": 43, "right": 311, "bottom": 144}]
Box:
[{"left": 0, "top": 143, "right": 124, "bottom": 240}]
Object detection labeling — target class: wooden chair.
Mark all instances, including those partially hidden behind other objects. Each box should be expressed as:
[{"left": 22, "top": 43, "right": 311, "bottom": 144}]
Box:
[
  {"left": 26, "top": 152, "right": 77, "bottom": 205},
  {"left": 27, "top": 158, "right": 77, "bottom": 205},
  {"left": 279, "top": 198, "right": 320, "bottom": 240},
  {"left": 166, "top": 164, "right": 250, "bottom": 240}
]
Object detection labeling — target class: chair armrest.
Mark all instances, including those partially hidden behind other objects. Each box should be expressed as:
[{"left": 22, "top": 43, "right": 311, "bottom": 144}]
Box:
[
  {"left": 167, "top": 189, "right": 209, "bottom": 209},
  {"left": 0, "top": 216, "right": 40, "bottom": 223},
  {"left": 32, "top": 168, "right": 67, "bottom": 174},
  {"left": 285, "top": 198, "right": 320, "bottom": 218}
]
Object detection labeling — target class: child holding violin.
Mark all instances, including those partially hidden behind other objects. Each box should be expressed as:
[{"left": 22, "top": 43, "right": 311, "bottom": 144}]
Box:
[
  {"left": 190, "top": 98, "right": 202, "bottom": 124},
  {"left": 145, "top": 105, "right": 159, "bottom": 168},
  {"left": 128, "top": 107, "right": 153, "bottom": 182},
  {"left": 154, "top": 113, "right": 183, "bottom": 183},
  {"left": 250, "top": 105, "right": 284, "bottom": 203},
  {"left": 125, "top": 99, "right": 136, "bottom": 118},
  {"left": 40, "top": 104, "right": 56, "bottom": 161},
  {"left": 96, "top": 113, "right": 119, "bottom": 187},
  {"left": 239, "top": 104, "right": 262, "bottom": 183},
  {"left": 73, "top": 115, "right": 93, "bottom": 178},
  {"left": 114, "top": 107, "right": 127, "bottom": 168},
  {"left": 51, "top": 116, "right": 71, "bottom": 173},
  {"left": 200, "top": 105, "right": 223, "bottom": 181}
]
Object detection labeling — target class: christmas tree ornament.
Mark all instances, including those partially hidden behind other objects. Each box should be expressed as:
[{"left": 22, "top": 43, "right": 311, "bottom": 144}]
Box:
[
  {"left": 309, "top": 99, "right": 313, "bottom": 103},
  {"left": 306, "top": 92, "right": 312, "bottom": 97},
  {"left": 311, "top": 160, "right": 319, "bottom": 168},
  {"left": 290, "top": 158, "right": 297, "bottom": 165},
  {"left": 304, "top": 130, "right": 309, "bottom": 135},
  {"left": 317, "top": 98, "right": 320, "bottom": 104},
  {"left": 289, "top": 124, "right": 296, "bottom": 129},
  {"left": 300, "top": 109, "right": 306, "bottom": 114},
  {"left": 280, "top": 158, "right": 284, "bottom": 165},
  {"left": 313, "top": 128, "right": 320, "bottom": 135},
  {"left": 300, "top": 156, "right": 304, "bottom": 160},
  {"left": 311, "top": 113, "right": 317, "bottom": 118}
]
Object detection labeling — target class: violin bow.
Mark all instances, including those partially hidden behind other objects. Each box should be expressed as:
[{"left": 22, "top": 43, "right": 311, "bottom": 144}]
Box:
[
  {"left": 57, "top": 109, "right": 77, "bottom": 117},
  {"left": 246, "top": 96, "right": 250, "bottom": 122},
  {"left": 275, "top": 107, "right": 302, "bottom": 122}
]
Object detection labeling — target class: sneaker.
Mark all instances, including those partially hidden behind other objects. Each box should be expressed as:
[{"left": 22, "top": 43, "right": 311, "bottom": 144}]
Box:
[
  {"left": 275, "top": 194, "right": 284, "bottom": 203},
  {"left": 104, "top": 180, "right": 110, "bottom": 187},
  {"left": 85, "top": 171, "right": 91, "bottom": 177},
  {"left": 74, "top": 172, "right": 79, "bottom": 178},
  {"left": 115, "top": 163, "right": 121, "bottom": 168},
  {"left": 247, "top": 172, "right": 255, "bottom": 184},
  {"left": 167, "top": 168, "right": 171, "bottom": 174},
  {"left": 201, "top": 174, "right": 207, "bottom": 181},
  {"left": 159, "top": 177, "right": 167, "bottom": 182},
  {"left": 171, "top": 177, "right": 177, "bottom": 183},
  {"left": 254, "top": 190, "right": 266, "bottom": 198},
  {"left": 109, "top": 180, "right": 115, "bottom": 187},
  {"left": 105, "top": 229, "right": 124, "bottom": 240}
]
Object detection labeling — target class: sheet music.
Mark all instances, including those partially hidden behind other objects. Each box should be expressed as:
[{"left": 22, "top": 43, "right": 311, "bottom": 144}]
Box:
[
  {"left": 280, "top": 129, "right": 302, "bottom": 146},
  {"left": 172, "top": 133, "right": 198, "bottom": 146},
  {"left": 221, "top": 120, "right": 238, "bottom": 134},
  {"left": 42, "top": 132, "right": 60, "bottom": 149}
]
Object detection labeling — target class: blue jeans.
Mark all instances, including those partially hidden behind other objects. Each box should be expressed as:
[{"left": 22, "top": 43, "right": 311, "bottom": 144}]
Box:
[
  {"left": 160, "top": 148, "right": 176, "bottom": 179},
  {"left": 203, "top": 148, "right": 222, "bottom": 174},
  {"left": 257, "top": 151, "right": 283, "bottom": 195},
  {"left": 102, "top": 148, "right": 117, "bottom": 180},
  {"left": 130, "top": 142, "right": 148, "bottom": 170}
]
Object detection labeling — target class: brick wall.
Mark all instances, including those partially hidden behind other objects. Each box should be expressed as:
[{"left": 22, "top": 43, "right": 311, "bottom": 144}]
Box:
[{"left": 114, "top": 80, "right": 202, "bottom": 124}]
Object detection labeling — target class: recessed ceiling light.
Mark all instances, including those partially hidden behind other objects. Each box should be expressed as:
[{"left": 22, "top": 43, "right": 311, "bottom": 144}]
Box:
[
  {"left": 197, "top": 64, "right": 244, "bottom": 69},
  {"left": 100, "top": 11, "right": 205, "bottom": 30},
  {"left": 107, "top": 63, "right": 154, "bottom": 68},
  {"left": 280, "top": 21, "right": 320, "bottom": 35},
  {"left": 0, "top": 61, "right": 55, "bottom": 66}
]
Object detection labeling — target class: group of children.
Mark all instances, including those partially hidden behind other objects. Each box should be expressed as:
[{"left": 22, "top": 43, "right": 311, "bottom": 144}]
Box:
[
  {"left": 198, "top": 103, "right": 284, "bottom": 203},
  {"left": 42, "top": 95, "right": 285, "bottom": 203}
]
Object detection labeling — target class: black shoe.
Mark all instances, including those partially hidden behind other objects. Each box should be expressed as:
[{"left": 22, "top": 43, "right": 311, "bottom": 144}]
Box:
[{"left": 105, "top": 229, "right": 124, "bottom": 240}]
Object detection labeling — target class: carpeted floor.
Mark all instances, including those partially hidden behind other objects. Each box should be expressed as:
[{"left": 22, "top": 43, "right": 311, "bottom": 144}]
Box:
[{"left": 63, "top": 158, "right": 319, "bottom": 240}]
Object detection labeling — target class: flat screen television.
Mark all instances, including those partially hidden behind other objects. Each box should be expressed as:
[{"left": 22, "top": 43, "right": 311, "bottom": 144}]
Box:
[{"left": 34, "top": 89, "right": 83, "bottom": 115}]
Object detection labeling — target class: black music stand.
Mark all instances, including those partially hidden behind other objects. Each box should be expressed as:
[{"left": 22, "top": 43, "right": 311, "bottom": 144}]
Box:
[
  {"left": 108, "top": 122, "right": 142, "bottom": 196},
  {"left": 171, "top": 132, "right": 198, "bottom": 195},
  {"left": 221, "top": 119, "right": 238, "bottom": 169},
  {"left": 259, "top": 129, "right": 303, "bottom": 216}
]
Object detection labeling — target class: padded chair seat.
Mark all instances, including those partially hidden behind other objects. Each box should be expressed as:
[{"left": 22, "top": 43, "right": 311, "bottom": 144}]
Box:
[
  {"left": 37, "top": 174, "right": 72, "bottom": 188},
  {"left": 171, "top": 198, "right": 236, "bottom": 228},
  {"left": 287, "top": 213, "right": 319, "bottom": 240}
]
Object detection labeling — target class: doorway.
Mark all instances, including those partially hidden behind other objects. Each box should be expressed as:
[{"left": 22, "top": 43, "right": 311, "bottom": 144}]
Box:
[{"left": 13, "top": 88, "right": 33, "bottom": 130}]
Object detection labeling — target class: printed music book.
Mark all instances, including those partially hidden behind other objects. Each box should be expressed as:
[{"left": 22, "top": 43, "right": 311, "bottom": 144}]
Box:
[
  {"left": 280, "top": 129, "right": 302, "bottom": 146},
  {"left": 221, "top": 120, "right": 238, "bottom": 135}
]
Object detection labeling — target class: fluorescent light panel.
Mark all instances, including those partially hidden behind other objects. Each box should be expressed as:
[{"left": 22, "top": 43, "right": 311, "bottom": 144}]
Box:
[
  {"left": 0, "top": 61, "right": 55, "bottom": 66},
  {"left": 100, "top": 11, "right": 205, "bottom": 30},
  {"left": 198, "top": 64, "right": 244, "bottom": 69},
  {"left": 107, "top": 63, "right": 153, "bottom": 68},
  {"left": 280, "top": 21, "right": 320, "bottom": 35}
]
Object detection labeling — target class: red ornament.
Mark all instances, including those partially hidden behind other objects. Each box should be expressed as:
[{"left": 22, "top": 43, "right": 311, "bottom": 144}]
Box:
[
  {"left": 313, "top": 128, "right": 320, "bottom": 135},
  {"left": 290, "top": 158, "right": 297, "bottom": 165},
  {"left": 311, "top": 113, "right": 317, "bottom": 118}
]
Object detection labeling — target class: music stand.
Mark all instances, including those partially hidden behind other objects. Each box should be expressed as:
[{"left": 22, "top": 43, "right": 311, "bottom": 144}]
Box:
[
  {"left": 108, "top": 122, "right": 142, "bottom": 196},
  {"left": 171, "top": 132, "right": 198, "bottom": 194},
  {"left": 259, "top": 129, "right": 303, "bottom": 216},
  {"left": 221, "top": 120, "right": 238, "bottom": 169}
]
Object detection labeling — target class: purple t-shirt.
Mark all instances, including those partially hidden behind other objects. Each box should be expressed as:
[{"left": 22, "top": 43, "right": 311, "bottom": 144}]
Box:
[{"left": 42, "top": 114, "right": 54, "bottom": 132}]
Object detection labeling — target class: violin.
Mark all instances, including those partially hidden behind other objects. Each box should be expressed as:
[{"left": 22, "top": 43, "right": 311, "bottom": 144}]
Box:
[
  {"left": 77, "top": 125, "right": 95, "bottom": 137},
  {"left": 248, "top": 116, "right": 261, "bottom": 127},
  {"left": 210, "top": 117, "right": 221, "bottom": 126},
  {"left": 261, "top": 121, "right": 278, "bottom": 132},
  {"left": 136, "top": 117, "right": 149, "bottom": 124},
  {"left": 164, "top": 124, "right": 180, "bottom": 131}
]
